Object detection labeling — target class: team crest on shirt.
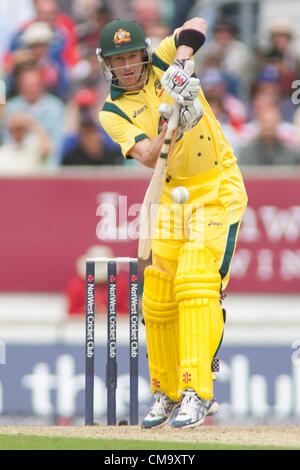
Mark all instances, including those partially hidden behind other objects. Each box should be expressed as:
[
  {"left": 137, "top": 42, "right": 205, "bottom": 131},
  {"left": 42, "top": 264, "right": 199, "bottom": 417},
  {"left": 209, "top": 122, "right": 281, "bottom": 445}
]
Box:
[
  {"left": 154, "top": 79, "right": 162, "bottom": 90},
  {"left": 113, "top": 29, "right": 131, "bottom": 44},
  {"left": 154, "top": 79, "right": 165, "bottom": 97}
]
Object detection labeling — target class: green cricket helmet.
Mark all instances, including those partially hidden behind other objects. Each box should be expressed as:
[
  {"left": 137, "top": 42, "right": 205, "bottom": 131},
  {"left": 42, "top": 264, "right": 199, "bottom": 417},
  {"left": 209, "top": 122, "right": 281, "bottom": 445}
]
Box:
[
  {"left": 99, "top": 19, "right": 148, "bottom": 56},
  {"left": 96, "top": 19, "right": 152, "bottom": 88}
]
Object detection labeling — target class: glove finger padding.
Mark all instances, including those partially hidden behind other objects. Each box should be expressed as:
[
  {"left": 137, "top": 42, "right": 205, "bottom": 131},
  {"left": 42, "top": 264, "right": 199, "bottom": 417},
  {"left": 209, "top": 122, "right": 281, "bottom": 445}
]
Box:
[
  {"left": 161, "top": 60, "right": 200, "bottom": 106},
  {"left": 179, "top": 98, "right": 203, "bottom": 132},
  {"left": 158, "top": 103, "right": 174, "bottom": 121}
]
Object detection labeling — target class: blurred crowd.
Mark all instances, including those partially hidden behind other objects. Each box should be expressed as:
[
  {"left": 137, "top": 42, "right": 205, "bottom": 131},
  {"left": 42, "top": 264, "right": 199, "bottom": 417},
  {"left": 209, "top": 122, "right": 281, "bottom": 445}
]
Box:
[{"left": 0, "top": 0, "right": 300, "bottom": 173}]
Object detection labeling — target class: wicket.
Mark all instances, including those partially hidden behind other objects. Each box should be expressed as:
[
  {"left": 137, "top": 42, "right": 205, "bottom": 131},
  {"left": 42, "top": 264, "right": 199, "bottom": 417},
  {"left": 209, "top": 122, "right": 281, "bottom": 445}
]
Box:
[{"left": 85, "top": 257, "right": 139, "bottom": 426}]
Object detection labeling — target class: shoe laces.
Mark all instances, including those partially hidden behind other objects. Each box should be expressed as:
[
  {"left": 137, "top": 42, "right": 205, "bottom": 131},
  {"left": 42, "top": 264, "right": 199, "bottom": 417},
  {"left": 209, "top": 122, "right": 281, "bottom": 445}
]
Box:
[
  {"left": 149, "top": 391, "right": 170, "bottom": 417},
  {"left": 178, "top": 390, "right": 200, "bottom": 416}
]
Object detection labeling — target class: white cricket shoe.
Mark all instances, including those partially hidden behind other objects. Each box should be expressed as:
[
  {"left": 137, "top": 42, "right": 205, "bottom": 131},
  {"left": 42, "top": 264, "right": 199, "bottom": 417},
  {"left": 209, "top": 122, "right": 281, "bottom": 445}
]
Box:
[
  {"left": 171, "top": 389, "right": 219, "bottom": 428},
  {"left": 207, "top": 396, "right": 219, "bottom": 416},
  {"left": 141, "top": 391, "right": 180, "bottom": 429}
]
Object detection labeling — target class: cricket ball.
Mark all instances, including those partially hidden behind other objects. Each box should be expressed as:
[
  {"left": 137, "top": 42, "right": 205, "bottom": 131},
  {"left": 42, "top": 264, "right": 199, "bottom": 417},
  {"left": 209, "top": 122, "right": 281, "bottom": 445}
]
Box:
[{"left": 171, "top": 186, "right": 190, "bottom": 204}]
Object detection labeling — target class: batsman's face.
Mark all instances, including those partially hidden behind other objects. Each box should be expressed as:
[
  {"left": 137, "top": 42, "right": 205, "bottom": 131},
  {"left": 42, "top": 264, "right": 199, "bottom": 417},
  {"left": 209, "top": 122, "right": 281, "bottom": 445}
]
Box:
[{"left": 107, "top": 50, "right": 145, "bottom": 89}]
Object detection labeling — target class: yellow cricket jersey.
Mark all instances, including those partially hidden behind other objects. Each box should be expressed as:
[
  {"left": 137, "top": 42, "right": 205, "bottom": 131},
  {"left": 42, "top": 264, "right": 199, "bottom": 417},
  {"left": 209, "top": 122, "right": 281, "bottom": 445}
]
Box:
[{"left": 99, "top": 33, "right": 237, "bottom": 178}]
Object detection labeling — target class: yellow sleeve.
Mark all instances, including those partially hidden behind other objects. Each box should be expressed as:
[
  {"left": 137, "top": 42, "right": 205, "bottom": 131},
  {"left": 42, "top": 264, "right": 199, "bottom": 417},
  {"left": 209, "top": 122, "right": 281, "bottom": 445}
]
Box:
[
  {"left": 99, "top": 109, "right": 148, "bottom": 158},
  {"left": 152, "top": 32, "right": 178, "bottom": 68}
]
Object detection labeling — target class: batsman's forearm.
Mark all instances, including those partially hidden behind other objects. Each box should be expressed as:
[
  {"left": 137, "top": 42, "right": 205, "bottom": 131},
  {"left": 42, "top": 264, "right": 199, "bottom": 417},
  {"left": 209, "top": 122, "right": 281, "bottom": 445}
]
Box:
[
  {"left": 130, "top": 125, "right": 168, "bottom": 168},
  {"left": 175, "top": 45, "right": 194, "bottom": 61},
  {"left": 146, "top": 126, "right": 169, "bottom": 167},
  {"left": 175, "top": 17, "right": 207, "bottom": 59}
]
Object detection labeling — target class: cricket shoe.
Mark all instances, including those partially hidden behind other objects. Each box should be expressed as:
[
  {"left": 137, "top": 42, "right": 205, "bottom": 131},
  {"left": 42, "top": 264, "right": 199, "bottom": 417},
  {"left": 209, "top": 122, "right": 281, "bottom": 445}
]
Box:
[
  {"left": 171, "top": 389, "right": 219, "bottom": 428},
  {"left": 141, "top": 391, "right": 180, "bottom": 429},
  {"left": 207, "top": 396, "right": 219, "bottom": 416}
]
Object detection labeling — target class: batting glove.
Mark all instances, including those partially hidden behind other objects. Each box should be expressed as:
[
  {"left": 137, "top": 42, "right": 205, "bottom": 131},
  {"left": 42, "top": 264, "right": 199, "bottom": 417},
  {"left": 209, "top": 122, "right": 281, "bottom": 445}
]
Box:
[
  {"left": 158, "top": 98, "right": 203, "bottom": 133},
  {"left": 161, "top": 59, "right": 200, "bottom": 106},
  {"left": 180, "top": 98, "right": 203, "bottom": 131}
]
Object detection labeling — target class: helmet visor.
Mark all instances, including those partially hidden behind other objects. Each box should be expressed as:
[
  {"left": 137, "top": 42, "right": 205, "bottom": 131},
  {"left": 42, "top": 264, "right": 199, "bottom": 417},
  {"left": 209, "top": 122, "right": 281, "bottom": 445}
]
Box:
[{"left": 107, "top": 59, "right": 150, "bottom": 90}]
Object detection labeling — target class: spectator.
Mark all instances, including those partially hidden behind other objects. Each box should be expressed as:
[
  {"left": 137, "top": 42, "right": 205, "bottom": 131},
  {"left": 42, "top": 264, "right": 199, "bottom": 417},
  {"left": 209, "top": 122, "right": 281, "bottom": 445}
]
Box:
[
  {"left": 0, "top": 112, "right": 52, "bottom": 174},
  {"left": 3, "top": 0, "right": 80, "bottom": 93},
  {"left": 133, "top": 0, "right": 170, "bottom": 50},
  {"left": 64, "top": 88, "right": 100, "bottom": 135},
  {"left": 32, "top": 0, "right": 81, "bottom": 67},
  {"left": 196, "top": 21, "right": 254, "bottom": 97},
  {"left": 267, "top": 18, "right": 300, "bottom": 77},
  {"left": 255, "top": 24, "right": 298, "bottom": 116},
  {"left": 196, "top": 48, "right": 240, "bottom": 97},
  {"left": 238, "top": 106, "right": 300, "bottom": 166},
  {"left": 62, "top": 88, "right": 119, "bottom": 157},
  {"left": 72, "top": 0, "right": 101, "bottom": 21},
  {"left": 4, "top": 48, "right": 36, "bottom": 99},
  {"left": 200, "top": 67, "right": 247, "bottom": 130},
  {"left": 0, "top": 0, "right": 35, "bottom": 62},
  {"left": 261, "top": 48, "right": 296, "bottom": 97},
  {"left": 76, "top": 5, "right": 112, "bottom": 51},
  {"left": 68, "top": 0, "right": 133, "bottom": 24},
  {"left": 65, "top": 245, "right": 130, "bottom": 316},
  {"left": 241, "top": 89, "right": 298, "bottom": 148},
  {"left": 171, "top": 0, "right": 197, "bottom": 30},
  {"left": 103, "top": 0, "right": 135, "bottom": 22},
  {"left": 70, "top": 47, "right": 109, "bottom": 100},
  {"left": 5, "top": 21, "right": 69, "bottom": 99},
  {"left": 3, "top": 66, "right": 65, "bottom": 165},
  {"left": 252, "top": 64, "right": 296, "bottom": 122},
  {"left": 62, "top": 118, "right": 123, "bottom": 166}
]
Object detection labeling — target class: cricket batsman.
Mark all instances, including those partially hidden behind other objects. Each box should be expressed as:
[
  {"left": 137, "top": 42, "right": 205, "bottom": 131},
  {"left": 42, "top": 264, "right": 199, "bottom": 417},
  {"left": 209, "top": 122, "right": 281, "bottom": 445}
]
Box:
[{"left": 97, "top": 17, "right": 248, "bottom": 428}]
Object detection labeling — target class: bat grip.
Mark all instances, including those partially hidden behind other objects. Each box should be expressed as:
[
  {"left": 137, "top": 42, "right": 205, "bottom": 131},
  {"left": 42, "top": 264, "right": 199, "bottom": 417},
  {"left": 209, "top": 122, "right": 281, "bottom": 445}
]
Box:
[{"left": 167, "top": 102, "right": 180, "bottom": 133}]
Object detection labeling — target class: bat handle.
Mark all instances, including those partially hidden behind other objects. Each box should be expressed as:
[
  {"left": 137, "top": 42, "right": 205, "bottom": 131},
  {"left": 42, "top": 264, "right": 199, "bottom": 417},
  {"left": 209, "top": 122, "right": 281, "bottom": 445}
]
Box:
[{"left": 167, "top": 101, "right": 181, "bottom": 133}]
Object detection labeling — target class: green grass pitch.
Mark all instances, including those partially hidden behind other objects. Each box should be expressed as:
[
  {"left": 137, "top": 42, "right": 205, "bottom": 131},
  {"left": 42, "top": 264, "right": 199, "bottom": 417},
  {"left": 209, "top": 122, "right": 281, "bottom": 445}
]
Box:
[{"left": 0, "top": 434, "right": 297, "bottom": 451}]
